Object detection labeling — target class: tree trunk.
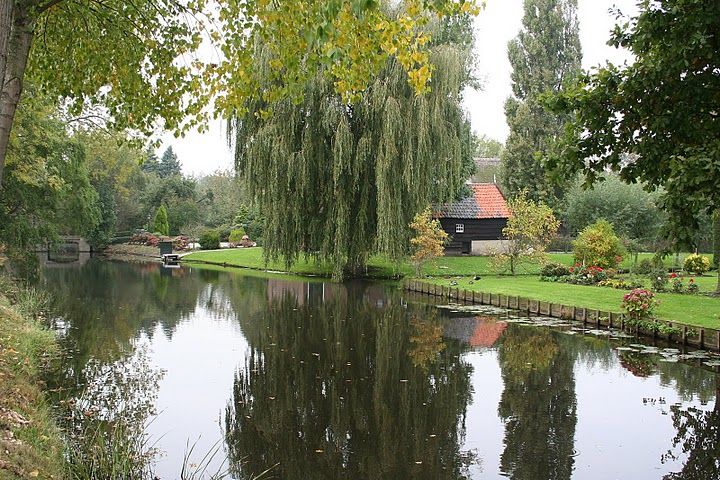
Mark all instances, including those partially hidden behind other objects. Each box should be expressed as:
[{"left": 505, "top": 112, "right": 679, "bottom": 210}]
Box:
[
  {"left": 0, "top": 1, "right": 13, "bottom": 93},
  {"left": 713, "top": 209, "right": 720, "bottom": 270},
  {"left": 0, "top": 2, "right": 33, "bottom": 188}
]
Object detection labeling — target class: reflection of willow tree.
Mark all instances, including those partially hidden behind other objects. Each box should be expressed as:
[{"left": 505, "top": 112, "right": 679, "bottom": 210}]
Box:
[
  {"left": 497, "top": 326, "right": 577, "bottom": 480},
  {"left": 225, "top": 285, "right": 474, "bottom": 479},
  {"left": 663, "top": 374, "right": 720, "bottom": 480}
]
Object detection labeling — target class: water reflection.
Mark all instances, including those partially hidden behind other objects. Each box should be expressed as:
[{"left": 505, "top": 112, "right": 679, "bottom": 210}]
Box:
[
  {"left": 497, "top": 327, "right": 577, "bottom": 479},
  {"left": 39, "top": 260, "right": 720, "bottom": 479},
  {"left": 663, "top": 378, "right": 720, "bottom": 479},
  {"left": 225, "top": 283, "right": 475, "bottom": 479}
]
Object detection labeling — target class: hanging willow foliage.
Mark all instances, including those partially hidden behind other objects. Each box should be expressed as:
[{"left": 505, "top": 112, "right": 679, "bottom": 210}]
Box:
[{"left": 229, "top": 18, "right": 475, "bottom": 279}]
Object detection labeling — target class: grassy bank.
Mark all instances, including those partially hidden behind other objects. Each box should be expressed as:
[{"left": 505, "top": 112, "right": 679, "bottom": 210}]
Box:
[
  {"left": 183, "top": 248, "right": 714, "bottom": 278},
  {"left": 183, "top": 248, "right": 719, "bottom": 330},
  {"left": 0, "top": 283, "right": 64, "bottom": 480},
  {"left": 421, "top": 276, "right": 720, "bottom": 330}
]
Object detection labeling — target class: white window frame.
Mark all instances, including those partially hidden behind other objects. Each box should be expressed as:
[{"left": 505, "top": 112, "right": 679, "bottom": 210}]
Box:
[{"left": 455, "top": 223, "right": 465, "bottom": 233}]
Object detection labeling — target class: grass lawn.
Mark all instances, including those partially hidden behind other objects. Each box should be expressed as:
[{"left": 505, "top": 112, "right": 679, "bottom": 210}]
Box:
[
  {"left": 422, "top": 276, "right": 720, "bottom": 330},
  {"left": 183, "top": 248, "right": 719, "bottom": 329},
  {"left": 184, "top": 248, "right": 715, "bottom": 279}
]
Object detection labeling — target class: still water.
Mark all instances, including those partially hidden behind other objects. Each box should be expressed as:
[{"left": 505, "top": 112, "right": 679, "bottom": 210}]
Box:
[{"left": 41, "top": 260, "right": 719, "bottom": 479}]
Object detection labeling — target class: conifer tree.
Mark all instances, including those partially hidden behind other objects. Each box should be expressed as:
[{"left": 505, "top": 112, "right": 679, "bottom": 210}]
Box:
[
  {"left": 230, "top": 17, "right": 476, "bottom": 278},
  {"left": 158, "top": 147, "right": 182, "bottom": 178},
  {"left": 501, "top": 0, "right": 582, "bottom": 206},
  {"left": 153, "top": 205, "right": 169, "bottom": 236}
]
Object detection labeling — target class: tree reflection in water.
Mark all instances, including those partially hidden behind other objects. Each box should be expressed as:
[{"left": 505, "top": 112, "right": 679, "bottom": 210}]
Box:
[
  {"left": 38, "top": 261, "right": 720, "bottom": 478},
  {"left": 662, "top": 375, "right": 720, "bottom": 480},
  {"left": 225, "top": 282, "right": 476, "bottom": 479},
  {"left": 497, "top": 327, "right": 577, "bottom": 480}
]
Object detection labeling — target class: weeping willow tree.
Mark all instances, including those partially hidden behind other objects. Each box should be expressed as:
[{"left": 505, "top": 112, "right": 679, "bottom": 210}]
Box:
[{"left": 229, "top": 15, "right": 475, "bottom": 278}]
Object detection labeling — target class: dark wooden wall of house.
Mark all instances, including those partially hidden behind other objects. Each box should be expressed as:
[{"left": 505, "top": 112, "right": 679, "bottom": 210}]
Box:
[{"left": 439, "top": 218, "right": 507, "bottom": 252}]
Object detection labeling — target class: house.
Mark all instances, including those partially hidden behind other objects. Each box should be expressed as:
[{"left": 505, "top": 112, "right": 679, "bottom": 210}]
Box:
[{"left": 434, "top": 183, "right": 510, "bottom": 255}]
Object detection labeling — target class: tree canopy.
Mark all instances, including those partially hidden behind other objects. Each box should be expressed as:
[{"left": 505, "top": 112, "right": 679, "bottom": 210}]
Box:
[
  {"left": 230, "top": 16, "right": 476, "bottom": 278},
  {"left": 547, "top": 0, "right": 720, "bottom": 242},
  {"left": 501, "top": 0, "right": 582, "bottom": 206},
  {"left": 0, "top": 0, "right": 481, "bottom": 189},
  {"left": 562, "top": 174, "right": 663, "bottom": 242}
]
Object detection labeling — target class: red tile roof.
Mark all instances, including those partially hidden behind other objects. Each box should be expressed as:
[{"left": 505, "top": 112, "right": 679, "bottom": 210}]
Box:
[
  {"left": 435, "top": 183, "right": 510, "bottom": 219},
  {"left": 472, "top": 184, "right": 510, "bottom": 219}
]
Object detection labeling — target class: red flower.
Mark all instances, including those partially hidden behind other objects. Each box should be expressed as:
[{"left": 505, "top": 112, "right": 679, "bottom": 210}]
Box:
[{"left": 670, "top": 273, "right": 678, "bottom": 278}]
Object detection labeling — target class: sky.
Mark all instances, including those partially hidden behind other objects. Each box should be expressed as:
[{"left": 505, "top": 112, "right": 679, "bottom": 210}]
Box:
[{"left": 165, "top": 0, "right": 639, "bottom": 176}]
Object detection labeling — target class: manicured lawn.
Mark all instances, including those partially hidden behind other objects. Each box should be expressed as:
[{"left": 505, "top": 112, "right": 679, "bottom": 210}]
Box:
[
  {"left": 184, "top": 248, "right": 720, "bottom": 329},
  {"left": 183, "top": 248, "right": 715, "bottom": 278},
  {"left": 422, "top": 276, "right": 720, "bottom": 330}
]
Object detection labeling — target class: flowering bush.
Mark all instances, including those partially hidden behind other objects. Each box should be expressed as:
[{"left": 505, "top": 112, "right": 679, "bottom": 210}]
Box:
[
  {"left": 172, "top": 236, "right": 190, "bottom": 251},
  {"left": 670, "top": 273, "right": 685, "bottom": 293},
  {"left": 649, "top": 267, "right": 669, "bottom": 292},
  {"left": 621, "top": 289, "right": 659, "bottom": 321},
  {"left": 129, "top": 232, "right": 159, "bottom": 247},
  {"left": 563, "top": 264, "right": 609, "bottom": 285},
  {"left": 687, "top": 278, "right": 699, "bottom": 294},
  {"left": 683, "top": 254, "right": 711, "bottom": 275}
]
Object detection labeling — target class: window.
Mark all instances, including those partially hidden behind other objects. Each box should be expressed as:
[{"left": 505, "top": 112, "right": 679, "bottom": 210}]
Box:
[{"left": 455, "top": 223, "right": 465, "bottom": 233}]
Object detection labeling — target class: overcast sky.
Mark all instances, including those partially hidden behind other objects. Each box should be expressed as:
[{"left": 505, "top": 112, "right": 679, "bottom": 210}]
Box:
[{"left": 165, "top": 0, "right": 639, "bottom": 176}]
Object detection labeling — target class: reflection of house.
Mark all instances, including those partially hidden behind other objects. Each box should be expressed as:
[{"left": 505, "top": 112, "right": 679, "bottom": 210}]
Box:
[
  {"left": 266, "top": 280, "right": 348, "bottom": 306},
  {"left": 443, "top": 316, "right": 507, "bottom": 348},
  {"left": 434, "top": 183, "right": 510, "bottom": 255}
]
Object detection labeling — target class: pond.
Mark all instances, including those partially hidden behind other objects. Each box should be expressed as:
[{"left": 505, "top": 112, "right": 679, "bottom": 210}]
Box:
[{"left": 41, "top": 259, "right": 719, "bottom": 479}]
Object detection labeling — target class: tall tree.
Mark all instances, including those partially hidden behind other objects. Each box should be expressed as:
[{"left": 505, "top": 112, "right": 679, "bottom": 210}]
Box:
[
  {"left": 140, "top": 147, "right": 161, "bottom": 176},
  {"left": 547, "top": 0, "right": 720, "bottom": 292},
  {"left": 158, "top": 146, "right": 182, "bottom": 178},
  {"left": 230, "top": 17, "right": 476, "bottom": 278},
  {"left": 563, "top": 174, "right": 664, "bottom": 242},
  {"left": 501, "top": 0, "right": 582, "bottom": 206},
  {"left": 0, "top": 0, "right": 480, "bottom": 189},
  {"left": 0, "top": 87, "right": 100, "bottom": 256}
]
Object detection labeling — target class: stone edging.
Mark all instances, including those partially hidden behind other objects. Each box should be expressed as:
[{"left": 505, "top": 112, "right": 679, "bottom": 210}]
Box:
[{"left": 404, "top": 280, "right": 720, "bottom": 352}]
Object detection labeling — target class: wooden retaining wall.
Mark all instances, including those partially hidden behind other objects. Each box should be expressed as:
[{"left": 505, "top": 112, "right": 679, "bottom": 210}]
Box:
[{"left": 404, "top": 280, "right": 720, "bottom": 352}]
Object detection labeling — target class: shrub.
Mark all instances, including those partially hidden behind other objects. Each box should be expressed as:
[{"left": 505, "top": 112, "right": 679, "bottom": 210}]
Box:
[
  {"left": 597, "top": 278, "right": 645, "bottom": 290},
  {"left": 633, "top": 258, "right": 655, "bottom": 275},
  {"left": 669, "top": 273, "right": 685, "bottom": 293},
  {"left": 564, "top": 264, "right": 609, "bottom": 285},
  {"left": 573, "top": 219, "right": 626, "bottom": 269},
  {"left": 172, "top": 236, "right": 190, "bottom": 251},
  {"left": 228, "top": 228, "right": 246, "bottom": 245},
  {"left": 687, "top": 278, "right": 699, "bottom": 294},
  {"left": 153, "top": 205, "right": 170, "bottom": 237},
  {"left": 621, "top": 288, "right": 659, "bottom": 321},
  {"left": 683, "top": 254, "right": 711, "bottom": 275},
  {"left": 217, "top": 226, "right": 232, "bottom": 242},
  {"left": 649, "top": 267, "right": 668, "bottom": 292},
  {"left": 199, "top": 230, "right": 220, "bottom": 250},
  {"left": 540, "top": 262, "right": 571, "bottom": 278}
]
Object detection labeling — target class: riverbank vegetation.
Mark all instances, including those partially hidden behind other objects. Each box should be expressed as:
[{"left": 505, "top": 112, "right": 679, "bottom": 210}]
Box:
[{"left": 0, "top": 279, "right": 64, "bottom": 479}]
